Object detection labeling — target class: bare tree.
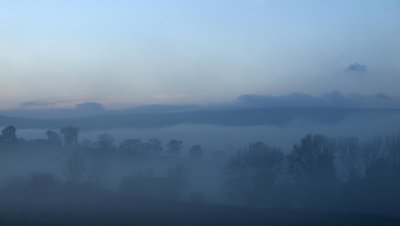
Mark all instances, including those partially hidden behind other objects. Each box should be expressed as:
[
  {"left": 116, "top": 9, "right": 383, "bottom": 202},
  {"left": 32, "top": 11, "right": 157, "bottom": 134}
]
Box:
[
  {"left": 148, "top": 138, "right": 163, "bottom": 155},
  {"left": 165, "top": 163, "right": 191, "bottom": 199},
  {"left": 1, "top": 125, "right": 17, "bottom": 143},
  {"left": 166, "top": 140, "right": 183, "bottom": 155},
  {"left": 385, "top": 134, "right": 400, "bottom": 178},
  {"left": 336, "top": 136, "right": 361, "bottom": 182},
  {"left": 224, "top": 142, "right": 285, "bottom": 206},
  {"left": 361, "top": 135, "right": 387, "bottom": 179},
  {"left": 189, "top": 145, "right": 203, "bottom": 159},
  {"left": 119, "top": 138, "right": 144, "bottom": 155},
  {"left": 45, "top": 130, "right": 62, "bottom": 146},
  {"left": 95, "top": 133, "right": 115, "bottom": 150},
  {"left": 59, "top": 127, "right": 79, "bottom": 146},
  {"left": 288, "top": 134, "right": 336, "bottom": 185},
  {"left": 87, "top": 157, "right": 109, "bottom": 185},
  {"left": 62, "top": 152, "right": 86, "bottom": 183}
]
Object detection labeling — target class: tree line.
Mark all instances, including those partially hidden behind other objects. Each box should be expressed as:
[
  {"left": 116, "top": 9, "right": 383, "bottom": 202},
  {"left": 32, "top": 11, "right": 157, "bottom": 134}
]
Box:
[
  {"left": 1, "top": 125, "right": 400, "bottom": 216},
  {"left": 224, "top": 134, "right": 400, "bottom": 216},
  {"left": 0, "top": 125, "right": 204, "bottom": 158}
]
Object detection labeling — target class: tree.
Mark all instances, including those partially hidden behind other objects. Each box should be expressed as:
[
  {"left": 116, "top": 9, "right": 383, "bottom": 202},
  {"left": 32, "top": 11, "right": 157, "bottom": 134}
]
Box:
[
  {"left": 59, "top": 127, "right": 79, "bottom": 146},
  {"left": 119, "top": 139, "right": 144, "bottom": 155},
  {"left": 288, "top": 134, "right": 336, "bottom": 185},
  {"left": 95, "top": 133, "right": 115, "bottom": 150},
  {"left": 45, "top": 130, "right": 62, "bottom": 146},
  {"left": 384, "top": 134, "right": 400, "bottom": 215},
  {"left": 224, "top": 142, "right": 285, "bottom": 206},
  {"left": 357, "top": 136, "right": 392, "bottom": 214},
  {"left": 165, "top": 164, "right": 191, "bottom": 200},
  {"left": 287, "top": 134, "right": 337, "bottom": 209},
  {"left": 62, "top": 152, "right": 86, "bottom": 183},
  {"left": 87, "top": 157, "right": 108, "bottom": 185},
  {"left": 166, "top": 140, "right": 183, "bottom": 155},
  {"left": 148, "top": 138, "right": 163, "bottom": 155},
  {"left": 336, "top": 136, "right": 361, "bottom": 182},
  {"left": 1, "top": 125, "right": 17, "bottom": 143},
  {"left": 386, "top": 134, "right": 400, "bottom": 179},
  {"left": 361, "top": 135, "right": 387, "bottom": 180},
  {"left": 189, "top": 145, "right": 203, "bottom": 158}
]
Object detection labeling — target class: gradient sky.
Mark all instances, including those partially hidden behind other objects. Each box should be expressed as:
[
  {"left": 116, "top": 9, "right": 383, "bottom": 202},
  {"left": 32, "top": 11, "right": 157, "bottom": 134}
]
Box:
[{"left": 0, "top": 0, "right": 399, "bottom": 109}]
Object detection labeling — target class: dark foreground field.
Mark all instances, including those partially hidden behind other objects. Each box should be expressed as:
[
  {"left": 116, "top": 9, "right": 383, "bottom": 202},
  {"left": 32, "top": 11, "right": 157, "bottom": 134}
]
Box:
[{"left": 0, "top": 198, "right": 399, "bottom": 226}]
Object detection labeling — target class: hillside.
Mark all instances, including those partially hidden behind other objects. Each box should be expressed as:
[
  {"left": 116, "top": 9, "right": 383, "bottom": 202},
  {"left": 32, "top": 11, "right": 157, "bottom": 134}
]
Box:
[{"left": 1, "top": 107, "right": 400, "bottom": 130}]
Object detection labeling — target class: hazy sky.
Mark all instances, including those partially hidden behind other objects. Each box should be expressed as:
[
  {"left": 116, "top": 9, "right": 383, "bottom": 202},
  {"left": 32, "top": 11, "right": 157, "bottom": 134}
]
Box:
[{"left": 0, "top": 0, "right": 399, "bottom": 109}]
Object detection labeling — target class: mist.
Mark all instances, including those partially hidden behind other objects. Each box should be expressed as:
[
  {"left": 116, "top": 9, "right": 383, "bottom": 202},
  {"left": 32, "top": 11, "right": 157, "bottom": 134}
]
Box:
[
  {"left": 0, "top": 107, "right": 400, "bottom": 225},
  {"left": 1, "top": 0, "right": 400, "bottom": 225}
]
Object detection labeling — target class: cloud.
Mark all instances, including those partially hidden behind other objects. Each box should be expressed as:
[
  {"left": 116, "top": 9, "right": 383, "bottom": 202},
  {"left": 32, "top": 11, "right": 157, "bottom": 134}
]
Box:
[
  {"left": 18, "top": 100, "right": 78, "bottom": 109},
  {"left": 344, "top": 63, "right": 368, "bottom": 74},
  {"left": 18, "top": 101, "right": 51, "bottom": 109},
  {"left": 18, "top": 99, "right": 101, "bottom": 110},
  {"left": 75, "top": 102, "right": 105, "bottom": 111}
]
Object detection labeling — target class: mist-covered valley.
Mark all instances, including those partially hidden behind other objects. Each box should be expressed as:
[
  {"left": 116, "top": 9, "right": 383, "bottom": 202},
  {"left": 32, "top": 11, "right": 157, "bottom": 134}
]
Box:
[
  {"left": 2, "top": 0, "right": 400, "bottom": 224},
  {"left": 0, "top": 105, "right": 400, "bottom": 225}
]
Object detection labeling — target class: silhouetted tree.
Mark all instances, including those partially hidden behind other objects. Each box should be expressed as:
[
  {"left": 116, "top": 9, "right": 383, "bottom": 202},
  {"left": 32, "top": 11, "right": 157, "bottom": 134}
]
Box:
[
  {"left": 287, "top": 134, "right": 336, "bottom": 209},
  {"left": 166, "top": 140, "right": 183, "bottom": 155},
  {"left": 1, "top": 125, "right": 17, "bottom": 143},
  {"left": 189, "top": 145, "right": 203, "bottom": 158},
  {"left": 119, "top": 138, "right": 144, "bottom": 155},
  {"left": 63, "top": 152, "right": 86, "bottom": 183},
  {"left": 386, "top": 134, "right": 400, "bottom": 179},
  {"left": 385, "top": 134, "right": 400, "bottom": 215},
  {"left": 288, "top": 134, "right": 336, "bottom": 185},
  {"left": 148, "top": 138, "right": 163, "bottom": 155},
  {"left": 336, "top": 136, "right": 361, "bottom": 182},
  {"left": 45, "top": 130, "right": 62, "bottom": 146},
  {"left": 355, "top": 136, "right": 392, "bottom": 214},
  {"left": 87, "top": 157, "right": 108, "bottom": 185},
  {"left": 59, "top": 127, "right": 79, "bottom": 146},
  {"left": 95, "top": 133, "right": 115, "bottom": 150},
  {"left": 361, "top": 135, "right": 387, "bottom": 180},
  {"left": 165, "top": 164, "right": 191, "bottom": 199},
  {"left": 224, "top": 142, "right": 285, "bottom": 206}
]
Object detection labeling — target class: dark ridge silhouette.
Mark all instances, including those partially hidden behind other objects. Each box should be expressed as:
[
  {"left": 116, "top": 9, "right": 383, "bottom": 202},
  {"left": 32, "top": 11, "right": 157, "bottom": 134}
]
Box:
[{"left": 1, "top": 107, "right": 400, "bottom": 130}]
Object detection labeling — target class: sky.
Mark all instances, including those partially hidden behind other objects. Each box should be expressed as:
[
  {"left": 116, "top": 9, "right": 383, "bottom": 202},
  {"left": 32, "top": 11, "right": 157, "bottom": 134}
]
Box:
[{"left": 0, "top": 0, "right": 399, "bottom": 109}]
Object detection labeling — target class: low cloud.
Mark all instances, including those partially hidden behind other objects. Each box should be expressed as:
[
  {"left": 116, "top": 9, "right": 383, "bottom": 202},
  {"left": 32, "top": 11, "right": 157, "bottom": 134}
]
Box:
[
  {"left": 19, "top": 101, "right": 52, "bottom": 109},
  {"left": 18, "top": 99, "right": 103, "bottom": 110},
  {"left": 75, "top": 102, "right": 105, "bottom": 111},
  {"left": 344, "top": 63, "right": 368, "bottom": 74},
  {"left": 18, "top": 100, "right": 78, "bottom": 109}
]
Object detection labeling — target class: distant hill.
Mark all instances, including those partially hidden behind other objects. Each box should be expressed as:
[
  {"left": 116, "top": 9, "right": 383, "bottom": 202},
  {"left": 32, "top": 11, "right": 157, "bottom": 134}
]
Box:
[
  {"left": 1, "top": 107, "right": 400, "bottom": 131},
  {"left": 4, "top": 91, "right": 398, "bottom": 120}
]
